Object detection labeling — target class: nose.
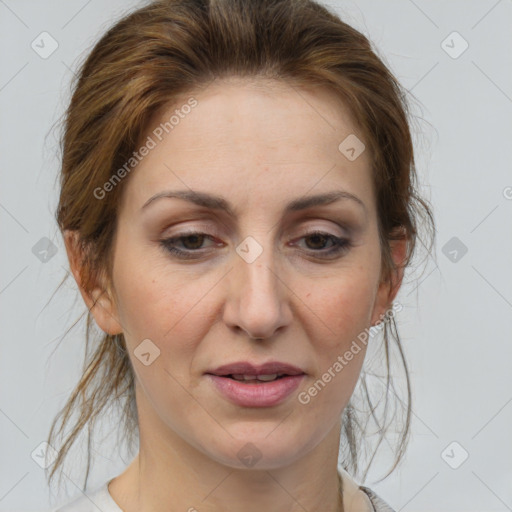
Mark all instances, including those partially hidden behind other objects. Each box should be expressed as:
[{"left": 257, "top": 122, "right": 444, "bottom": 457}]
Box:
[{"left": 222, "top": 238, "right": 293, "bottom": 341}]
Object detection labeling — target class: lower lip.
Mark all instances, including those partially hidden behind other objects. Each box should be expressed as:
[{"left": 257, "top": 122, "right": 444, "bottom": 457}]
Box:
[{"left": 206, "top": 374, "right": 305, "bottom": 407}]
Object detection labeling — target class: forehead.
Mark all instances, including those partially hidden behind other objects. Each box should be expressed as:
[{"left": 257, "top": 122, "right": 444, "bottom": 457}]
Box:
[{"left": 120, "top": 78, "right": 374, "bottom": 216}]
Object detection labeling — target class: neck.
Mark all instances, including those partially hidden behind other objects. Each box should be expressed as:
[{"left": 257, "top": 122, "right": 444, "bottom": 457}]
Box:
[{"left": 109, "top": 392, "right": 344, "bottom": 512}]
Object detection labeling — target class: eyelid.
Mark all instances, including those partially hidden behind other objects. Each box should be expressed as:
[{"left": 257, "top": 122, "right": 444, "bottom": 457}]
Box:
[
  {"left": 160, "top": 222, "right": 223, "bottom": 238},
  {"left": 164, "top": 223, "right": 347, "bottom": 242},
  {"left": 288, "top": 218, "right": 352, "bottom": 240}
]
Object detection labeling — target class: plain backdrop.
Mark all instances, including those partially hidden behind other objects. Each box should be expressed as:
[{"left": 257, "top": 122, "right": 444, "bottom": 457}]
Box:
[{"left": 1, "top": 0, "right": 511, "bottom": 510}]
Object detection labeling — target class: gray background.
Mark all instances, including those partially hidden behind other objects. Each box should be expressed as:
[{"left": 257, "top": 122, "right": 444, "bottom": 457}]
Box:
[{"left": 1, "top": 0, "right": 511, "bottom": 510}]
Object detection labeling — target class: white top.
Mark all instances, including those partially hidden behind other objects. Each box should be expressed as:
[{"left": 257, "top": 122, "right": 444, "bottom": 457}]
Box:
[{"left": 49, "top": 467, "right": 395, "bottom": 511}]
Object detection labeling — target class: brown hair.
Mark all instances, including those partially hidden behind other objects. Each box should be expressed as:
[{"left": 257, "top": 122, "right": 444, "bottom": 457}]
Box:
[{"left": 47, "top": 0, "right": 435, "bottom": 491}]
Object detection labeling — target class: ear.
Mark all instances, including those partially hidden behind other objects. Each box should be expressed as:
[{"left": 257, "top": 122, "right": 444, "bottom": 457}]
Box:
[
  {"left": 63, "top": 230, "right": 123, "bottom": 335},
  {"left": 370, "top": 227, "right": 408, "bottom": 326}
]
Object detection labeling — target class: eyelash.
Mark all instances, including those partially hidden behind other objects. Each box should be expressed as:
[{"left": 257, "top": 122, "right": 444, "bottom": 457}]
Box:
[{"left": 159, "top": 230, "right": 352, "bottom": 260}]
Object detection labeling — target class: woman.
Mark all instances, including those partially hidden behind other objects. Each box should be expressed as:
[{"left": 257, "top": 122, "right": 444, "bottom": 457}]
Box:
[{"left": 46, "top": 0, "right": 435, "bottom": 510}]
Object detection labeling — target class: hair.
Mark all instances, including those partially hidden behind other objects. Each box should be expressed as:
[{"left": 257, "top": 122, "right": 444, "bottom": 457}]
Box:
[{"left": 46, "top": 0, "right": 435, "bottom": 492}]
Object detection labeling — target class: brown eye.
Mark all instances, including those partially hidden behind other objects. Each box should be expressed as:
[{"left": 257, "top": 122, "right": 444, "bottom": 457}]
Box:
[
  {"left": 295, "top": 231, "right": 352, "bottom": 258},
  {"left": 159, "top": 231, "right": 220, "bottom": 259},
  {"left": 304, "top": 232, "right": 332, "bottom": 250},
  {"left": 180, "top": 233, "right": 206, "bottom": 250}
]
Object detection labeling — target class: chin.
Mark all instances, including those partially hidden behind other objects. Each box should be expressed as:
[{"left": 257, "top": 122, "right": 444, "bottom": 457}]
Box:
[{"left": 195, "top": 422, "right": 315, "bottom": 470}]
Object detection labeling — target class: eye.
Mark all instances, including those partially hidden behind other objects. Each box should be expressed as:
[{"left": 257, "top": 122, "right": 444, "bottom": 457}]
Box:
[
  {"left": 159, "top": 229, "right": 352, "bottom": 261},
  {"left": 294, "top": 230, "right": 352, "bottom": 258},
  {"left": 159, "top": 231, "right": 221, "bottom": 260}
]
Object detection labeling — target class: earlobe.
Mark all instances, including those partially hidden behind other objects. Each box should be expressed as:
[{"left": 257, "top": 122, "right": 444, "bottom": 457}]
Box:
[
  {"left": 87, "top": 286, "right": 124, "bottom": 335},
  {"left": 63, "top": 230, "right": 123, "bottom": 335}
]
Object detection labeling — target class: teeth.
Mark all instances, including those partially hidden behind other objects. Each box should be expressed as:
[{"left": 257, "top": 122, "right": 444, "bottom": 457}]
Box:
[
  {"left": 255, "top": 374, "right": 279, "bottom": 381},
  {"left": 231, "top": 374, "right": 279, "bottom": 381}
]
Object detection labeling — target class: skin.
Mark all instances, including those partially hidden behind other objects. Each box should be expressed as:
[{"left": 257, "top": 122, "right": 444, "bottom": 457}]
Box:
[{"left": 65, "top": 77, "right": 406, "bottom": 512}]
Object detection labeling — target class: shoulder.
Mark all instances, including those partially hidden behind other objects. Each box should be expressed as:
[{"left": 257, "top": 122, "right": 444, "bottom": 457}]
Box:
[
  {"left": 48, "top": 479, "right": 122, "bottom": 512},
  {"left": 339, "top": 467, "right": 396, "bottom": 512},
  {"left": 358, "top": 485, "right": 397, "bottom": 512}
]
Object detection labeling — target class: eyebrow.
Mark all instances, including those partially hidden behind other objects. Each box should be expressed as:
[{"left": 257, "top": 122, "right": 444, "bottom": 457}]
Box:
[{"left": 141, "top": 189, "right": 367, "bottom": 217}]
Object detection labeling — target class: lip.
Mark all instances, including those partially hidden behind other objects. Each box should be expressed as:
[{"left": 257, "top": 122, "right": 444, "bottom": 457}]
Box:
[
  {"left": 206, "top": 374, "right": 305, "bottom": 407},
  {"left": 207, "top": 361, "right": 305, "bottom": 377},
  {"left": 205, "top": 361, "right": 306, "bottom": 407}
]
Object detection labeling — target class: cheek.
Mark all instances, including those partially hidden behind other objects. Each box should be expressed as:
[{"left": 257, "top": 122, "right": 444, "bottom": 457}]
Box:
[
  {"left": 111, "top": 247, "right": 217, "bottom": 361},
  {"left": 111, "top": 259, "right": 207, "bottom": 413},
  {"left": 307, "top": 269, "right": 378, "bottom": 348},
  {"left": 303, "top": 232, "right": 382, "bottom": 343},
  {"left": 297, "top": 273, "right": 376, "bottom": 421}
]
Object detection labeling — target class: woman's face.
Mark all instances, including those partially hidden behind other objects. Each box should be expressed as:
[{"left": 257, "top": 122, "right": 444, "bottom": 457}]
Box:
[{"left": 80, "top": 78, "right": 401, "bottom": 469}]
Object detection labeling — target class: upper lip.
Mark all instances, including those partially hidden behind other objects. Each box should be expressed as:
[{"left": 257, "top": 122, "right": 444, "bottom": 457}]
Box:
[{"left": 206, "top": 361, "right": 305, "bottom": 376}]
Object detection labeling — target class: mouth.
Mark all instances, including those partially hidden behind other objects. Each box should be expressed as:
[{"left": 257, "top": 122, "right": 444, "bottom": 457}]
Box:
[{"left": 205, "top": 361, "right": 306, "bottom": 407}]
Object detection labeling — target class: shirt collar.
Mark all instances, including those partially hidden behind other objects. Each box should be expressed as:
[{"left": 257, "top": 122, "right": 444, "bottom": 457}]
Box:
[
  {"left": 338, "top": 467, "right": 374, "bottom": 511},
  {"left": 105, "top": 470, "right": 374, "bottom": 511}
]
